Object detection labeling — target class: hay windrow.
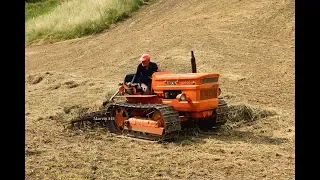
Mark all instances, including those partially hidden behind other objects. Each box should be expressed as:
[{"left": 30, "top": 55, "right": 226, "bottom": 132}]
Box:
[
  {"left": 225, "top": 104, "right": 277, "bottom": 122},
  {"left": 48, "top": 105, "right": 91, "bottom": 125},
  {"left": 27, "top": 74, "right": 43, "bottom": 85}
]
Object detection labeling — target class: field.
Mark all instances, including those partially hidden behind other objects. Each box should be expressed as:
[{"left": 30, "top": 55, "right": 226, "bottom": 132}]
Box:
[{"left": 25, "top": 0, "right": 295, "bottom": 179}]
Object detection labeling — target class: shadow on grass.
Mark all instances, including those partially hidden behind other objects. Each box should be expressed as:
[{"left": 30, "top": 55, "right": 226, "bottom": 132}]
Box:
[
  {"left": 163, "top": 127, "right": 288, "bottom": 146},
  {"left": 162, "top": 103, "right": 286, "bottom": 145}
]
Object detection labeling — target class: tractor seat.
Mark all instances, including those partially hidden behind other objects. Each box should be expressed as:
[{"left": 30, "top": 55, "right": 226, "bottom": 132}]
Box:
[
  {"left": 124, "top": 84, "right": 142, "bottom": 95},
  {"left": 135, "top": 84, "right": 142, "bottom": 92},
  {"left": 132, "top": 83, "right": 142, "bottom": 93},
  {"left": 123, "top": 73, "right": 145, "bottom": 93}
]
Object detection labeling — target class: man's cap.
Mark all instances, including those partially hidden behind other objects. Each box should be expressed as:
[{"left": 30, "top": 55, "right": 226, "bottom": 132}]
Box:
[{"left": 139, "top": 54, "right": 151, "bottom": 62}]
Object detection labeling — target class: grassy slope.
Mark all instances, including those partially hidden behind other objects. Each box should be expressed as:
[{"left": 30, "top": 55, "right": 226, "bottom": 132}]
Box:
[
  {"left": 26, "top": 0, "right": 60, "bottom": 21},
  {"left": 26, "top": 0, "right": 145, "bottom": 44},
  {"left": 25, "top": 0, "right": 295, "bottom": 179}
]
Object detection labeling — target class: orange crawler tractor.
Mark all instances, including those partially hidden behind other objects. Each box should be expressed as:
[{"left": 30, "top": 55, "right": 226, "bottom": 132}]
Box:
[{"left": 71, "top": 51, "right": 228, "bottom": 140}]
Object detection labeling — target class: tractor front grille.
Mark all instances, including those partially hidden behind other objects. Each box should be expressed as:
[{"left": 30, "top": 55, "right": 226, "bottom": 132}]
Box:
[{"left": 164, "top": 90, "right": 182, "bottom": 99}]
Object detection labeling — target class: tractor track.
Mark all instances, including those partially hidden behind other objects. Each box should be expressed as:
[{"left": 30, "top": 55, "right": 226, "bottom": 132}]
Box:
[
  {"left": 71, "top": 102, "right": 182, "bottom": 141},
  {"left": 71, "top": 98, "right": 229, "bottom": 141}
]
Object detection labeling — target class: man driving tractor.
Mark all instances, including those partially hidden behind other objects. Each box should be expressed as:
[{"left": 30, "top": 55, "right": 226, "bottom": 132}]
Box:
[{"left": 129, "top": 54, "right": 159, "bottom": 95}]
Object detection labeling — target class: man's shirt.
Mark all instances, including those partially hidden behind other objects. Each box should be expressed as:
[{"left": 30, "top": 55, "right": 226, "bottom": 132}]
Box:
[{"left": 131, "top": 62, "right": 158, "bottom": 85}]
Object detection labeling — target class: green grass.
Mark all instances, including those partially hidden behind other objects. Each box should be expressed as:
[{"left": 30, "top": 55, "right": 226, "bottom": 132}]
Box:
[
  {"left": 25, "top": 0, "right": 60, "bottom": 21},
  {"left": 26, "top": 0, "right": 145, "bottom": 45}
]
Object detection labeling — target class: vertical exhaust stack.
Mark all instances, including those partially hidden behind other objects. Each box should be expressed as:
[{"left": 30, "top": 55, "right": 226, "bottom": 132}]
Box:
[{"left": 191, "top": 51, "right": 197, "bottom": 73}]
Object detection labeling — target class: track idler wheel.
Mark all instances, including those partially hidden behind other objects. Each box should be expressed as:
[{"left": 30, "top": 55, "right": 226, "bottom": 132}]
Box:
[
  {"left": 152, "top": 110, "right": 165, "bottom": 129},
  {"left": 113, "top": 107, "right": 129, "bottom": 132}
]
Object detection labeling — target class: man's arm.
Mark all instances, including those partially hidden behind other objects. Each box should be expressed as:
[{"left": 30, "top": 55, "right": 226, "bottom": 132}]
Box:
[
  {"left": 154, "top": 63, "right": 159, "bottom": 72},
  {"left": 131, "top": 65, "right": 140, "bottom": 84},
  {"left": 148, "top": 63, "right": 159, "bottom": 81}
]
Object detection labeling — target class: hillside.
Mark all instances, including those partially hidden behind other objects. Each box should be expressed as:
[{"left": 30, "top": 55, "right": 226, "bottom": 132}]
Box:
[{"left": 25, "top": 0, "right": 295, "bottom": 179}]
